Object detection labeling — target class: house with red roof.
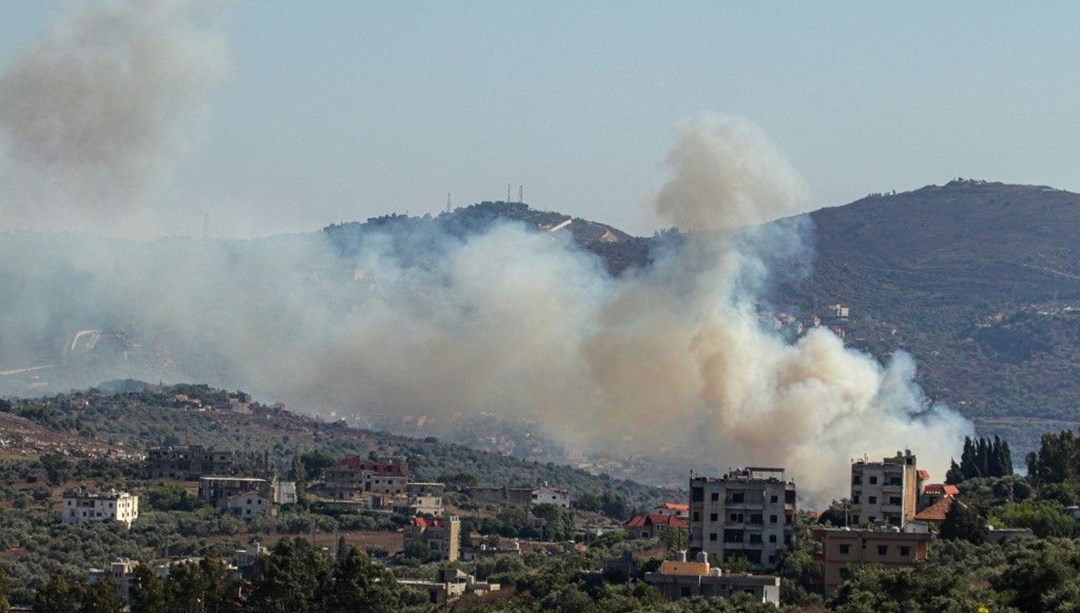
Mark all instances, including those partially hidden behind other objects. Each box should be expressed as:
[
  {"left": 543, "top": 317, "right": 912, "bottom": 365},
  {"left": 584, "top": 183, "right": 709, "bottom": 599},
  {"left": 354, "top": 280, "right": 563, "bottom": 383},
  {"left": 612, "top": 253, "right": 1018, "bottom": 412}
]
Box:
[
  {"left": 625, "top": 513, "right": 689, "bottom": 539},
  {"left": 654, "top": 502, "right": 689, "bottom": 519},
  {"left": 917, "top": 483, "right": 959, "bottom": 511},
  {"left": 404, "top": 516, "right": 461, "bottom": 561}
]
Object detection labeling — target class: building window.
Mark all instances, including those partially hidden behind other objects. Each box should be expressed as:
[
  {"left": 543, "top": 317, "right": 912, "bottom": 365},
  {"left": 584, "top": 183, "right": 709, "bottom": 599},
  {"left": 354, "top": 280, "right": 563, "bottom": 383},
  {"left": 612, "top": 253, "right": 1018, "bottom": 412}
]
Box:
[
  {"left": 852, "top": 475, "right": 861, "bottom": 485},
  {"left": 769, "top": 534, "right": 777, "bottom": 543},
  {"left": 899, "top": 546, "right": 911, "bottom": 556},
  {"left": 711, "top": 492, "right": 719, "bottom": 502},
  {"left": 869, "top": 476, "right": 878, "bottom": 485},
  {"left": 749, "top": 514, "right": 762, "bottom": 524},
  {"left": 839, "top": 544, "right": 850, "bottom": 554},
  {"left": 710, "top": 513, "right": 718, "bottom": 522},
  {"left": 692, "top": 511, "right": 700, "bottom": 522},
  {"left": 729, "top": 513, "right": 743, "bottom": 523},
  {"left": 889, "top": 496, "right": 902, "bottom": 506},
  {"left": 729, "top": 492, "right": 745, "bottom": 503},
  {"left": 749, "top": 533, "right": 762, "bottom": 544},
  {"left": 869, "top": 496, "right": 877, "bottom": 504},
  {"left": 877, "top": 545, "right": 888, "bottom": 555},
  {"left": 769, "top": 515, "right": 777, "bottom": 524},
  {"left": 709, "top": 533, "right": 718, "bottom": 542},
  {"left": 770, "top": 495, "right": 778, "bottom": 504}
]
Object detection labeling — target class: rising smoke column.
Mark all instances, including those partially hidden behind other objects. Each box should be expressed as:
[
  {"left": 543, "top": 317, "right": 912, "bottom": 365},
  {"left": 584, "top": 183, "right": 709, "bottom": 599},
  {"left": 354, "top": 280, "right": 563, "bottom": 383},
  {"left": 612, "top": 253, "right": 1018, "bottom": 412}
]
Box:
[
  {"left": 0, "top": 0, "right": 231, "bottom": 232},
  {"left": 576, "top": 114, "right": 971, "bottom": 502}
]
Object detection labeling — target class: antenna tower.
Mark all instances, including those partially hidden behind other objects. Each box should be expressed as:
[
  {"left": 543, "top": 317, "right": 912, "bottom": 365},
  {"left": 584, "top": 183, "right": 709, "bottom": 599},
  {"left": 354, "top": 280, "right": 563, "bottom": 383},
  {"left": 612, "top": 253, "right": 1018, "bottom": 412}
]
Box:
[
  {"left": 507, "top": 183, "right": 511, "bottom": 203},
  {"left": 518, "top": 185, "right": 523, "bottom": 204},
  {"left": 446, "top": 192, "right": 451, "bottom": 213}
]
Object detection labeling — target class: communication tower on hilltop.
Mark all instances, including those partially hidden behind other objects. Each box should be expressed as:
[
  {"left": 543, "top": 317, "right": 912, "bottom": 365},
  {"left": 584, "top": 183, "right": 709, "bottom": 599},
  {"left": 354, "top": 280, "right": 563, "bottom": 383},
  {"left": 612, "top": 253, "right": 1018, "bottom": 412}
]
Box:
[
  {"left": 446, "top": 193, "right": 452, "bottom": 214},
  {"left": 518, "top": 185, "right": 523, "bottom": 204}
]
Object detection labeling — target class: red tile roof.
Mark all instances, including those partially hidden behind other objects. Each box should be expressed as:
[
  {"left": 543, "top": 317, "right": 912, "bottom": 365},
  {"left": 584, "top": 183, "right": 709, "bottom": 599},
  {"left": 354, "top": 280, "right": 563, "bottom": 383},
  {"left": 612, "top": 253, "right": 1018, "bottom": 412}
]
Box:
[
  {"left": 916, "top": 470, "right": 931, "bottom": 480},
  {"left": 411, "top": 517, "right": 444, "bottom": 528},
  {"left": 923, "top": 483, "right": 959, "bottom": 496},
  {"left": 914, "top": 497, "right": 961, "bottom": 522},
  {"left": 657, "top": 503, "right": 689, "bottom": 511},
  {"left": 625, "top": 514, "right": 689, "bottom": 529}
]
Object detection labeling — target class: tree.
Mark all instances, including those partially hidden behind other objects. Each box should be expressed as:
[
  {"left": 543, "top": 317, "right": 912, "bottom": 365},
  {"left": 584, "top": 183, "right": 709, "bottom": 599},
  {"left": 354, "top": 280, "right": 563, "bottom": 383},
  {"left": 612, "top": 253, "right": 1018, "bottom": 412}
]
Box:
[
  {"left": 940, "top": 502, "right": 988, "bottom": 545},
  {"left": 0, "top": 568, "right": 9, "bottom": 613},
  {"left": 659, "top": 526, "right": 689, "bottom": 554},
  {"left": 79, "top": 577, "right": 124, "bottom": 613},
  {"left": 326, "top": 547, "right": 400, "bottom": 613},
  {"left": 32, "top": 576, "right": 79, "bottom": 613},
  {"left": 247, "top": 537, "right": 333, "bottom": 613},
  {"left": 39, "top": 453, "right": 72, "bottom": 487},
  {"left": 128, "top": 564, "right": 165, "bottom": 613}
]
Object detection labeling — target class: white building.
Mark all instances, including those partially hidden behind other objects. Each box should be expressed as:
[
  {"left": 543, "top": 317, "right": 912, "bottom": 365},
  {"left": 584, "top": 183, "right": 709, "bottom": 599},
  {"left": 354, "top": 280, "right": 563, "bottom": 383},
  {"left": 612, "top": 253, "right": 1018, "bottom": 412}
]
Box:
[
  {"left": 62, "top": 490, "right": 139, "bottom": 527},
  {"left": 532, "top": 486, "right": 571, "bottom": 509},
  {"left": 224, "top": 490, "right": 271, "bottom": 518}
]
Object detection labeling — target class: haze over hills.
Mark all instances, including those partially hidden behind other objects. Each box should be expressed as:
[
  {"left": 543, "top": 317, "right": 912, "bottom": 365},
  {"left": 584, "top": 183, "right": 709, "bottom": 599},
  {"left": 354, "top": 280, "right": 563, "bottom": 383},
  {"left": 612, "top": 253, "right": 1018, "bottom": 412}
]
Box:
[{"left": 0, "top": 180, "right": 1076, "bottom": 495}]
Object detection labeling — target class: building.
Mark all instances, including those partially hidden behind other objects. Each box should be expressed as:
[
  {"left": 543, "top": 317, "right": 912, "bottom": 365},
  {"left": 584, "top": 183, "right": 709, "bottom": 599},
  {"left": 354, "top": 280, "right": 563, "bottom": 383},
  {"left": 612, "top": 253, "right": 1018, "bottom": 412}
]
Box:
[
  {"left": 654, "top": 502, "right": 690, "bottom": 519},
  {"left": 625, "top": 513, "right": 689, "bottom": 539},
  {"left": 404, "top": 516, "right": 461, "bottom": 562},
  {"left": 198, "top": 476, "right": 268, "bottom": 506},
  {"left": 224, "top": 490, "right": 271, "bottom": 518},
  {"left": 849, "top": 451, "right": 921, "bottom": 528},
  {"left": 811, "top": 527, "right": 930, "bottom": 597},
  {"left": 61, "top": 489, "right": 139, "bottom": 527},
  {"left": 321, "top": 455, "right": 409, "bottom": 500},
  {"left": 270, "top": 480, "right": 297, "bottom": 505},
  {"left": 917, "top": 483, "right": 959, "bottom": 511},
  {"left": 688, "top": 468, "right": 796, "bottom": 568},
  {"left": 147, "top": 445, "right": 233, "bottom": 480},
  {"left": 645, "top": 552, "right": 780, "bottom": 606},
  {"left": 532, "top": 485, "right": 571, "bottom": 509},
  {"left": 398, "top": 568, "right": 500, "bottom": 605}
]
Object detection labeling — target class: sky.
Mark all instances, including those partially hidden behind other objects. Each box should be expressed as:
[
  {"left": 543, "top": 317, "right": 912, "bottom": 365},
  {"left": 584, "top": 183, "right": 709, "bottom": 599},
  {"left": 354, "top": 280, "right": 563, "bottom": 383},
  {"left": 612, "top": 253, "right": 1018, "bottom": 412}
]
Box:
[{"left": 2, "top": 1, "right": 1079, "bottom": 238}]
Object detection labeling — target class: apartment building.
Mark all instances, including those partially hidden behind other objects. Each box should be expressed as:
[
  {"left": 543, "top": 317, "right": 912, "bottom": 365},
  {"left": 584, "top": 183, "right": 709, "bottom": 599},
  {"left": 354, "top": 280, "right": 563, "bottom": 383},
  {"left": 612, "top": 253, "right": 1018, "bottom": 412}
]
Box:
[
  {"left": 321, "top": 455, "right": 410, "bottom": 499},
  {"left": 61, "top": 490, "right": 139, "bottom": 528},
  {"left": 147, "top": 445, "right": 234, "bottom": 480},
  {"left": 404, "top": 516, "right": 461, "bottom": 562},
  {"left": 811, "top": 527, "right": 930, "bottom": 597},
  {"left": 849, "top": 451, "right": 921, "bottom": 527},
  {"left": 688, "top": 468, "right": 796, "bottom": 568},
  {"left": 198, "top": 476, "right": 268, "bottom": 506}
]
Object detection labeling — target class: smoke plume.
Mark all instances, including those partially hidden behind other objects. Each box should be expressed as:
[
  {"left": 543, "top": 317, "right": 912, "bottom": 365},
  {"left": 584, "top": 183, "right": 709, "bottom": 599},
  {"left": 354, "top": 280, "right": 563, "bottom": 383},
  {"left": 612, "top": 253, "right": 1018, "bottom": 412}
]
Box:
[
  {"left": 0, "top": 1, "right": 970, "bottom": 504},
  {"left": 0, "top": 0, "right": 230, "bottom": 232}
]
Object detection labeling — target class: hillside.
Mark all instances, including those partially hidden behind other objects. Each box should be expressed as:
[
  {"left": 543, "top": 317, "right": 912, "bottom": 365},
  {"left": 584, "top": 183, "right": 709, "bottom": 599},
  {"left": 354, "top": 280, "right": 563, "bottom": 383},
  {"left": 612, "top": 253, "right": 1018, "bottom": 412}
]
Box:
[{"left": 784, "top": 180, "right": 1080, "bottom": 451}]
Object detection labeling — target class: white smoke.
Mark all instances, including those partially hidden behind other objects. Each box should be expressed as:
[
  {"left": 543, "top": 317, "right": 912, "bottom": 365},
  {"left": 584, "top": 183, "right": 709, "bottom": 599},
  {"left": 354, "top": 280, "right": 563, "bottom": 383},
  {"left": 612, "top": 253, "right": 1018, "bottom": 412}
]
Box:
[
  {"left": 0, "top": 0, "right": 231, "bottom": 233},
  {"left": 0, "top": 1, "right": 970, "bottom": 505}
]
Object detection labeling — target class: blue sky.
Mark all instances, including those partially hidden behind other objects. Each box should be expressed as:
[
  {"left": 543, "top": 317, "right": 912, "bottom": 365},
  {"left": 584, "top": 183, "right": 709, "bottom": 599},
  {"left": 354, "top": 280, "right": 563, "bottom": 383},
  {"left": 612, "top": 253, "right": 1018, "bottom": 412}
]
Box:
[{"left": 3, "top": 1, "right": 1079, "bottom": 237}]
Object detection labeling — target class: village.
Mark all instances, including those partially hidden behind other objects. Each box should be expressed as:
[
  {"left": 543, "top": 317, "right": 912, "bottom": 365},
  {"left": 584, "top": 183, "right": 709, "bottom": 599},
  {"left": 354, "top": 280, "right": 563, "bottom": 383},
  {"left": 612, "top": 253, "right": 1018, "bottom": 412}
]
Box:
[{"left": 49, "top": 440, "right": 1013, "bottom": 609}]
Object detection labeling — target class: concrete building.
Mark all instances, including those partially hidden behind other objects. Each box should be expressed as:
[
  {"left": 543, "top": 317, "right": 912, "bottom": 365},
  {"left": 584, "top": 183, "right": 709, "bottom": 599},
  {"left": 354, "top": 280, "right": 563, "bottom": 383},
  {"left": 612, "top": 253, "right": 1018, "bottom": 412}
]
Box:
[
  {"left": 398, "top": 568, "right": 500, "bottom": 605},
  {"left": 147, "top": 445, "right": 233, "bottom": 480},
  {"left": 88, "top": 559, "right": 139, "bottom": 602},
  {"left": 224, "top": 490, "right": 271, "bottom": 518},
  {"left": 849, "top": 451, "right": 921, "bottom": 527},
  {"left": 811, "top": 527, "right": 930, "bottom": 597},
  {"left": 271, "top": 480, "right": 297, "bottom": 505},
  {"left": 404, "top": 516, "right": 461, "bottom": 562},
  {"left": 531, "top": 485, "right": 571, "bottom": 509},
  {"left": 689, "top": 468, "right": 796, "bottom": 568},
  {"left": 917, "top": 483, "right": 959, "bottom": 511},
  {"left": 321, "top": 455, "right": 410, "bottom": 500},
  {"left": 62, "top": 489, "right": 139, "bottom": 527},
  {"left": 198, "top": 476, "right": 268, "bottom": 506},
  {"left": 645, "top": 552, "right": 780, "bottom": 606}
]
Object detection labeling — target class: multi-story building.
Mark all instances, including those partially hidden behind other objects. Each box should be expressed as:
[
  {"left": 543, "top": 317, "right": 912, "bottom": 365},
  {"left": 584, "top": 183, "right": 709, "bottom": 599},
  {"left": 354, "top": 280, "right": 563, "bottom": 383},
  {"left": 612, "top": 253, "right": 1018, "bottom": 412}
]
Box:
[
  {"left": 321, "top": 455, "right": 410, "bottom": 499},
  {"left": 404, "top": 516, "right": 461, "bottom": 562},
  {"left": 531, "top": 486, "right": 571, "bottom": 509},
  {"left": 147, "top": 445, "right": 234, "bottom": 480},
  {"left": 849, "top": 451, "right": 920, "bottom": 527},
  {"left": 811, "top": 527, "right": 930, "bottom": 597},
  {"left": 61, "top": 490, "right": 139, "bottom": 527},
  {"left": 689, "top": 468, "right": 796, "bottom": 569},
  {"left": 224, "top": 490, "right": 271, "bottom": 518},
  {"left": 198, "top": 476, "right": 268, "bottom": 506}
]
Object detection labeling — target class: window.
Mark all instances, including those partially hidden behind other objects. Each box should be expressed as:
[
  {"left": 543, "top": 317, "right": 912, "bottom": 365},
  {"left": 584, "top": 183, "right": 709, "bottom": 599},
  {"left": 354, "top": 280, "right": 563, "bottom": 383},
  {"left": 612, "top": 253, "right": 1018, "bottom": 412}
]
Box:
[
  {"left": 749, "top": 514, "right": 762, "bottom": 524},
  {"left": 839, "top": 544, "right": 850, "bottom": 554},
  {"left": 769, "top": 514, "right": 778, "bottom": 524},
  {"left": 852, "top": 495, "right": 860, "bottom": 504},
  {"left": 877, "top": 545, "right": 888, "bottom": 555},
  {"left": 691, "top": 487, "right": 704, "bottom": 502},
  {"left": 749, "top": 533, "right": 762, "bottom": 544},
  {"left": 852, "top": 475, "right": 862, "bottom": 485},
  {"left": 899, "top": 546, "right": 911, "bottom": 556},
  {"left": 729, "top": 513, "right": 743, "bottom": 523},
  {"left": 889, "top": 496, "right": 902, "bottom": 506},
  {"left": 769, "top": 534, "right": 777, "bottom": 543},
  {"left": 869, "top": 476, "right": 878, "bottom": 485},
  {"left": 770, "top": 495, "right": 778, "bottom": 504},
  {"left": 710, "top": 513, "right": 718, "bottom": 522},
  {"left": 711, "top": 492, "right": 719, "bottom": 502},
  {"left": 729, "top": 492, "right": 745, "bottom": 503},
  {"left": 692, "top": 511, "right": 700, "bottom": 521},
  {"left": 709, "top": 533, "right": 718, "bottom": 542},
  {"left": 869, "top": 496, "right": 877, "bottom": 504}
]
